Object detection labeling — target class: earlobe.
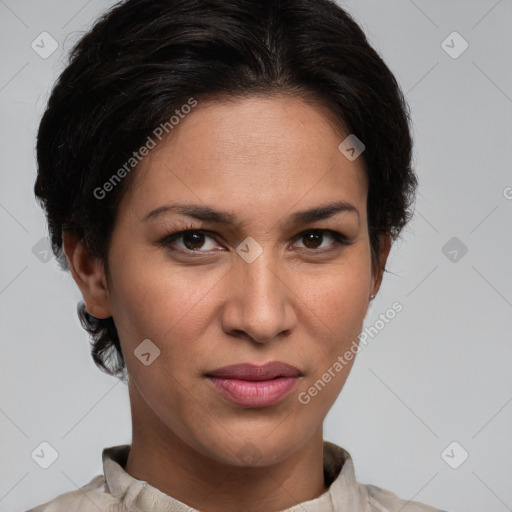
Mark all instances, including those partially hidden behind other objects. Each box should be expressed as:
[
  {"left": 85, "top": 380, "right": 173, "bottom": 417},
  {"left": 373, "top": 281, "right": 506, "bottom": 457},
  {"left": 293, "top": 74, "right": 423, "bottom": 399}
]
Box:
[{"left": 62, "top": 231, "right": 113, "bottom": 319}]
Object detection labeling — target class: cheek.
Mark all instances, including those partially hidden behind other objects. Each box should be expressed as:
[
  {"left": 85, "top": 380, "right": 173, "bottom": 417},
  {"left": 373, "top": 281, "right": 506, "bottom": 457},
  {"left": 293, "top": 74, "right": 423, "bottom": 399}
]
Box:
[
  {"left": 110, "top": 239, "right": 372, "bottom": 351},
  {"left": 291, "top": 248, "right": 371, "bottom": 396},
  {"left": 109, "top": 233, "right": 372, "bottom": 371},
  {"left": 108, "top": 251, "right": 206, "bottom": 336},
  {"left": 109, "top": 262, "right": 205, "bottom": 425},
  {"left": 107, "top": 254, "right": 220, "bottom": 384},
  {"left": 300, "top": 254, "right": 371, "bottom": 340}
]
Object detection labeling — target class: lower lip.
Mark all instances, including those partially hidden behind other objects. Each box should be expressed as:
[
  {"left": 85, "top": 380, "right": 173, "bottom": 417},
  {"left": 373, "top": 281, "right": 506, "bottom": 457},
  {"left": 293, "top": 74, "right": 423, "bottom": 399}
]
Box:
[{"left": 207, "top": 376, "right": 299, "bottom": 407}]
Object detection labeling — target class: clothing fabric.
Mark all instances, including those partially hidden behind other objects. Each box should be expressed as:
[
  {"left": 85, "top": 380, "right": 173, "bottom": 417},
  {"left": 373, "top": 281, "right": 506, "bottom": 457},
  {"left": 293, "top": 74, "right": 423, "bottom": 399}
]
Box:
[{"left": 27, "top": 441, "right": 448, "bottom": 511}]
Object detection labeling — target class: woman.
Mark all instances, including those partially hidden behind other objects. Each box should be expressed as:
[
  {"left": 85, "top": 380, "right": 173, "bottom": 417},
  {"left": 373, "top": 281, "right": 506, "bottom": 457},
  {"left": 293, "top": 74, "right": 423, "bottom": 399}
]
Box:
[{"left": 28, "top": 0, "right": 447, "bottom": 510}]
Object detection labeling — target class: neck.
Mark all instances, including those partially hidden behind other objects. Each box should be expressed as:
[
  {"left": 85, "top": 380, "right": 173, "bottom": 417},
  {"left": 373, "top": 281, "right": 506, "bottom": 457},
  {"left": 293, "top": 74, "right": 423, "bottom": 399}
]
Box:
[{"left": 124, "top": 381, "right": 327, "bottom": 512}]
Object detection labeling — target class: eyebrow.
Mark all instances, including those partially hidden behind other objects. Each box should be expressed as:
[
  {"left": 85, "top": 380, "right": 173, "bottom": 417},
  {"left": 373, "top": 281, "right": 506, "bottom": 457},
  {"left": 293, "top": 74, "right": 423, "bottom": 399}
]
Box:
[{"left": 142, "top": 200, "right": 359, "bottom": 227}]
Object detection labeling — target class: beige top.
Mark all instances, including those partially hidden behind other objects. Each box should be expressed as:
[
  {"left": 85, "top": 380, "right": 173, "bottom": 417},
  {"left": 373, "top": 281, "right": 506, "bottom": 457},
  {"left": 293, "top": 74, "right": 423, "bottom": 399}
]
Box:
[{"left": 27, "top": 441, "right": 447, "bottom": 511}]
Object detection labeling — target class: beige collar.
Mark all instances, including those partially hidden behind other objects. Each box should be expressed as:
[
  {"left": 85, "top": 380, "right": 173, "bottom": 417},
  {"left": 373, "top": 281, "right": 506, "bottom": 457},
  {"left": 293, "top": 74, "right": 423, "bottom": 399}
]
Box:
[{"left": 102, "top": 441, "right": 370, "bottom": 511}]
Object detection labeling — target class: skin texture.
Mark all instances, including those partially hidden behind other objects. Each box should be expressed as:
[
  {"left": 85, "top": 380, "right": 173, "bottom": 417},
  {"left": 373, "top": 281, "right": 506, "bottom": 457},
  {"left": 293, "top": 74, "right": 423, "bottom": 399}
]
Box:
[{"left": 63, "top": 95, "right": 391, "bottom": 512}]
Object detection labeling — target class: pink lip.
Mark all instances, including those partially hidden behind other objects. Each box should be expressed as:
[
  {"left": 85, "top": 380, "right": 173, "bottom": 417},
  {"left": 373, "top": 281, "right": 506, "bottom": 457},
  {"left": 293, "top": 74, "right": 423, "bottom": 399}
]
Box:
[{"left": 206, "top": 362, "right": 301, "bottom": 408}]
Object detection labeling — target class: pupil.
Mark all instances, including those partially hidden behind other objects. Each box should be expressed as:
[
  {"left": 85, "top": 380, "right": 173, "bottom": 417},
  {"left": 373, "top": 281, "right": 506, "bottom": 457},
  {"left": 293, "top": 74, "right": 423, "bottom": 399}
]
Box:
[
  {"left": 184, "top": 232, "right": 204, "bottom": 250},
  {"left": 304, "top": 232, "right": 321, "bottom": 249}
]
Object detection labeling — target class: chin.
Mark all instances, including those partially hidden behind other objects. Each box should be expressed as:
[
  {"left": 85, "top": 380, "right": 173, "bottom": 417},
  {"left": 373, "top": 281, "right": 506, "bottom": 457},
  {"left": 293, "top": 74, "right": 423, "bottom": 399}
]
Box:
[{"left": 195, "top": 425, "right": 308, "bottom": 468}]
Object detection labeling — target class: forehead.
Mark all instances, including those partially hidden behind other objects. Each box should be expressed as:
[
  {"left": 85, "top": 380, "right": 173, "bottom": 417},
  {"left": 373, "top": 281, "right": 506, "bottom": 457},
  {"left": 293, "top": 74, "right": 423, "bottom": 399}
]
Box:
[{"left": 119, "top": 95, "right": 368, "bottom": 225}]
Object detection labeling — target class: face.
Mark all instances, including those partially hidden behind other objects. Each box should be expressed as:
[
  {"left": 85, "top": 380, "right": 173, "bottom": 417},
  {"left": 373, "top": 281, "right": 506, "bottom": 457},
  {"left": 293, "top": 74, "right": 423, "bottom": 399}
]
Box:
[{"left": 97, "top": 95, "right": 385, "bottom": 466}]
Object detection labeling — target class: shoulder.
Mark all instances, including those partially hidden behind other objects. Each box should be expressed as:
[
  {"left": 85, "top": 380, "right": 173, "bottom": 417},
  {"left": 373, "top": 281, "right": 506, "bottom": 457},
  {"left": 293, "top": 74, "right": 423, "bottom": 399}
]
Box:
[
  {"left": 324, "top": 442, "right": 450, "bottom": 512},
  {"left": 25, "top": 475, "right": 112, "bottom": 512},
  {"left": 363, "top": 483, "right": 450, "bottom": 512}
]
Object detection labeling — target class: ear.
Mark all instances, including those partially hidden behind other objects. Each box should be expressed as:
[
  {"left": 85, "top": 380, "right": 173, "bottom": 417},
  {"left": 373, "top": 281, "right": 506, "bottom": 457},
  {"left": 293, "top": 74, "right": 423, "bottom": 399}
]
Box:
[
  {"left": 62, "top": 231, "right": 113, "bottom": 319},
  {"left": 370, "top": 232, "right": 392, "bottom": 298}
]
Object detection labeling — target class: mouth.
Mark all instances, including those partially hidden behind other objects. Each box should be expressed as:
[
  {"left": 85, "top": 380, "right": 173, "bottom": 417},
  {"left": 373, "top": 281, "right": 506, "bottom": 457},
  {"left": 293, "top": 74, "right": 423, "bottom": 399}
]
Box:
[{"left": 205, "top": 362, "right": 302, "bottom": 408}]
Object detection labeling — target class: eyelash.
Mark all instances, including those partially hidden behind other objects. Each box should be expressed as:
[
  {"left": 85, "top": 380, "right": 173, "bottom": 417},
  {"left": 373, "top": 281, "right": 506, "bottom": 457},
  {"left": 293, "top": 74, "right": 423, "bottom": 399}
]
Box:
[{"left": 158, "top": 223, "right": 353, "bottom": 255}]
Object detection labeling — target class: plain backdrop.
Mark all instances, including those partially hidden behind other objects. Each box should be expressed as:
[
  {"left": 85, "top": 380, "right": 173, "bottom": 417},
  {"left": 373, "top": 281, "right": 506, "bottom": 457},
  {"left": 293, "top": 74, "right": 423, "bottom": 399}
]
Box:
[{"left": 0, "top": 1, "right": 511, "bottom": 511}]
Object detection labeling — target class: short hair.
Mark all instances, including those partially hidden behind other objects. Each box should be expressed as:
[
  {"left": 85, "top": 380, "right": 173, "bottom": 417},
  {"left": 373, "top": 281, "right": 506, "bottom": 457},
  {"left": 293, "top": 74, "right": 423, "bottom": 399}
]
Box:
[{"left": 34, "top": 0, "right": 417, "bottom": 380}]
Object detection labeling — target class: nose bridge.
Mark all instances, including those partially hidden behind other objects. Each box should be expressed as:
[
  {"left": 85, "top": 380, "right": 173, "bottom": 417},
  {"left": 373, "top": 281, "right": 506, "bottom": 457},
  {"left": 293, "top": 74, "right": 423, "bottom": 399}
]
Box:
[
  {"left": 236, "top": 241, "right": 283, "bottom": 307},
  {"left": 227, "top": 239, "right": 293, "bottom": 342}
]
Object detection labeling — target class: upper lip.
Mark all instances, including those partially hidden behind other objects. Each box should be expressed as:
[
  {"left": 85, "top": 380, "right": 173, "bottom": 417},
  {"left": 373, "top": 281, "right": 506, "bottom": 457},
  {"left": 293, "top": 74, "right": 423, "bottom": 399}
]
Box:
[{"left": 206, "top": 362, "right": 302, "bottom": 381}]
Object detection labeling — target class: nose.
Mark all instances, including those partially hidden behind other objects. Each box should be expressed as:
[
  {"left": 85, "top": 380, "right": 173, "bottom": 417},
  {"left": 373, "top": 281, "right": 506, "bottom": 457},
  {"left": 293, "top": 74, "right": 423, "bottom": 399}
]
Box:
[{"left": 220, "top": 251, "right": 297, "bottom": 344}]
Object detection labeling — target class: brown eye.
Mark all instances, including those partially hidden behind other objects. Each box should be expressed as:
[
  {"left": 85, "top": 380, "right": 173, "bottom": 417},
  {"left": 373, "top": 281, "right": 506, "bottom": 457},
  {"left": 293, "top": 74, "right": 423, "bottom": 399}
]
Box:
[
  {"left": 182, "top": 231, "right": 207, "bottom": 250},
  {"left": 160, "top": 228, "right": 351, "bottom": 255},
  {"left": 302, "top": 231, "right": 323, "bottom": 249},
  {"left": 293, "top": 229, "right": 351, "bottom": 251},
  {"left": 160, "top": 229, "right": 219, "bottom": 253}
]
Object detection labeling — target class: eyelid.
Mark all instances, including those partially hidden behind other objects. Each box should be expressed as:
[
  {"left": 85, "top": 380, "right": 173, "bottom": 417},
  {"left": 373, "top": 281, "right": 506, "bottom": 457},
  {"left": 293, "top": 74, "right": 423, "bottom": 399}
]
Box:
[
  {"left": 158, "top": 225, "right": 223, "bottom": 252},
  {"left": 290, "top": 229, "right": 353, "bottom": 251},
  {"left": 158, "top": 225, "right": 353, "bottom": 254}
]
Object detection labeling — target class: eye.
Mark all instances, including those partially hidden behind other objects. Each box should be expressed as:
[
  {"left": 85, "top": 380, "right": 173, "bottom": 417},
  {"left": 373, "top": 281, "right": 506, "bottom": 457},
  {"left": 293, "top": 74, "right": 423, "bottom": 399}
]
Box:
[
  {"left": 292, "top": 229, "right": 352, "bottom": 252},
  {"left": 159, "top": 227, "right": 220, "bottom": 253},
  {"left": 158, "top": 225, "right": 352, "bottom": 255}
]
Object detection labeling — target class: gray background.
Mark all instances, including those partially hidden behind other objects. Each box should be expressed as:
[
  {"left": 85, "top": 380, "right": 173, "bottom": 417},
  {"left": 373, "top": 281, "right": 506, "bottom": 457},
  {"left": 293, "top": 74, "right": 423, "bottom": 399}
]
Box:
[{"left": 1, "top": 1, "right": 511, "bottom": 511}]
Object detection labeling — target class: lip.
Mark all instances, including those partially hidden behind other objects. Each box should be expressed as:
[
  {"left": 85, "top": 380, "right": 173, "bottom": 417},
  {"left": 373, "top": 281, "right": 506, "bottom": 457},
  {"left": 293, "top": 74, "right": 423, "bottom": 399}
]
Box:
[
  {"left": 206, "top": 362, "right": 301, "bottom": 380},
  {"left": 205, "top": 362, "right": 302, "bottom": 408}
]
